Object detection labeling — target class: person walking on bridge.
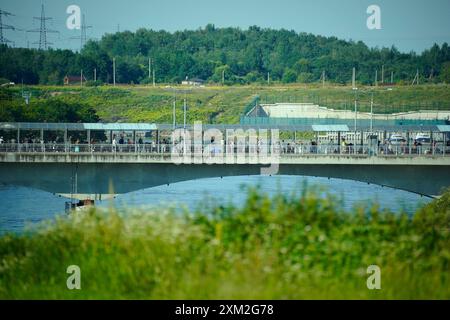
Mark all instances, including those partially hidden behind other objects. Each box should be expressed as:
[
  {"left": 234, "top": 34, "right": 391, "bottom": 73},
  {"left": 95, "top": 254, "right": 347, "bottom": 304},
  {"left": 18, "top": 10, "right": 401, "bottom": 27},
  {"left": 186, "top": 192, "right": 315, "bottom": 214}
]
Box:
[
  {"left": 138, "top": 137, "right": 143, "bottom": 153},
  {"left": 340, "top": 138, "right": 347, "bottom": 154},
  {"left": 112, "top": 135, "right": 117, "bottom": 153}
]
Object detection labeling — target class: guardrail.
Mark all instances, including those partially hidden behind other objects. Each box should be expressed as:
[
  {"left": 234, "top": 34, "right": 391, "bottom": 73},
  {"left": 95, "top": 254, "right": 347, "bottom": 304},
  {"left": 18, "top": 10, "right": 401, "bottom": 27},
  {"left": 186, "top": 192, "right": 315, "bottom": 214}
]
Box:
[{"left": 0, "top": 143, "right": 449, "bottom": 157}]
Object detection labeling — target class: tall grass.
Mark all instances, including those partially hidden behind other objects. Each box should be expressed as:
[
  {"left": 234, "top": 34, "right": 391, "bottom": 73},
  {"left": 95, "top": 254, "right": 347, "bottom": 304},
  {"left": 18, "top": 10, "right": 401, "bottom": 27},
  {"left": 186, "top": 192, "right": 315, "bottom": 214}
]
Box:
[{"left": 0, "top": 187, "right": 449, "bottom": 299}]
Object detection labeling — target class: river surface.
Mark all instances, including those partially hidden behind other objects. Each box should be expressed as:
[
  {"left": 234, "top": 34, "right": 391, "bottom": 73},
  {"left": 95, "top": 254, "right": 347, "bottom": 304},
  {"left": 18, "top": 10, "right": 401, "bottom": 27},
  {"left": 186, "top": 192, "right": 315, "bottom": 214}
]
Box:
[{"left": 0, "top": 176, "right": 431, "bottom": 234}]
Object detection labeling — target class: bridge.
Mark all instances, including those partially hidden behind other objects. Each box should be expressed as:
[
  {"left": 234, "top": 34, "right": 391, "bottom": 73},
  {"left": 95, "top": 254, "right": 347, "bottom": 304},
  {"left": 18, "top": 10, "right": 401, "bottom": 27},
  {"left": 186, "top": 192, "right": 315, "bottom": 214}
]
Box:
[{"left": 1, "top": 122, "right": 450, "bottom": 199}]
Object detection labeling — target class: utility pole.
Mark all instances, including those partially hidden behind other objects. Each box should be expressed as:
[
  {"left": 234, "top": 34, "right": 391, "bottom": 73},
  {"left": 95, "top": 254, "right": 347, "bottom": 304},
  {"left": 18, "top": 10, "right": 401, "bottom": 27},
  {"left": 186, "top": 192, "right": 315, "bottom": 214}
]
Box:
[
  {"left": 391, "top": 71, "right": 393, "bottom": 84},
  {"left": 267, "top": 72, "right": 270, "bottom": 85},
  {"left": 173, "top": 91, "right": 176, "bottom": 129},
  {"left": 381, "top": 65, "right": 384, "bottom": 84},
  {"left": 412, "top": 69, "right": 419, "bottom": 85},
  {"left": 21, "top": 79, "right": 31, "bottom": 105},
  {"left": 182, "top": 96, "right": 187, "bottom": 155},
  {"left": 222, "top": 69, "right": 225, "bottom": 85},
  {"left": 153, "top": 68, "right": 155, "bottom": 87},
  {"left": 0, "top": 9, "right": 15, "bottom": 45},
  {"left": 27, "top": 4, "right": 58, "bottom": 50},
  {"left": 80, "top": 69, "right": 83, "bottom": 87},
  {"left": 322, "top": 70, "right": 325, "bottom": 87},
  {"left": 94, "top": 68, "right": 96, "bottom": 82},
  {"left": 148, "top": 57, "right": 151, "bottom": 80},
  {"left": 352, "top": 67, "right": 356, "bottom": 89},
  {"left": 354, "top": 91, "right": 357, "bottom": 132},
  {"left": 370, "top": 91, "right": 374, "bottom": 133},
  {"left": 183, "top": 98, "right": 187, "bottom": 129},
  {"left": 113, "top": 57, "right": 116, "bottom": 86},
  {"left": 375, "top": 69, "right": 378, "bottom": 86},
  {"left": 354, "top": 90, "right": 358, "bottom": 142}
]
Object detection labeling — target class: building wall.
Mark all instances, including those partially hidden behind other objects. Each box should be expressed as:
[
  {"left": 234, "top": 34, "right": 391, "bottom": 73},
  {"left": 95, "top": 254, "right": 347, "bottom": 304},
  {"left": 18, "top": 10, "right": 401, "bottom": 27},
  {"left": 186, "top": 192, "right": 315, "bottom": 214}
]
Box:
[{"left": 259, "top": 103, "right": 450, "bottom": 121}]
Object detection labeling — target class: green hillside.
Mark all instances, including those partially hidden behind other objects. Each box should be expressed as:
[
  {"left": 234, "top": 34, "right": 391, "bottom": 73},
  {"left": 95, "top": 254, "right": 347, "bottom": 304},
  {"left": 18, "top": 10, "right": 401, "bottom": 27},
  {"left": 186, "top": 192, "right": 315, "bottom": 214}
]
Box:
[{"left": 1, "top": 84, "right": 450, "bottom": 124}]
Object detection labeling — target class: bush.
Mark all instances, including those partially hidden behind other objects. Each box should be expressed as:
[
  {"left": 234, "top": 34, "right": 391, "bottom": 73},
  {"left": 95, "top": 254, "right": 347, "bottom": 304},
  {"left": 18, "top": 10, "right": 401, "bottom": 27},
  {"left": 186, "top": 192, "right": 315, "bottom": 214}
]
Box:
[
  {"left": 0, "top": 77, "right": 10, "bottom": 85},
  {"left": 85, "top": 80, "right": 104, "bottom": 87},
  {"left": 297, "top": 72, "right": 313, "bottom": 83}
]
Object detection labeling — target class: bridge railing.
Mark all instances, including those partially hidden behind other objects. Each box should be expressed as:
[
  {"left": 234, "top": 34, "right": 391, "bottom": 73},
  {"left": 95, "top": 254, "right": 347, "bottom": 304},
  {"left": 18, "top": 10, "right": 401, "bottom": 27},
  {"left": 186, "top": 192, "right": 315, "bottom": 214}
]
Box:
[{"left": 0, "top": 142, "right": 449, "bottom": 157}]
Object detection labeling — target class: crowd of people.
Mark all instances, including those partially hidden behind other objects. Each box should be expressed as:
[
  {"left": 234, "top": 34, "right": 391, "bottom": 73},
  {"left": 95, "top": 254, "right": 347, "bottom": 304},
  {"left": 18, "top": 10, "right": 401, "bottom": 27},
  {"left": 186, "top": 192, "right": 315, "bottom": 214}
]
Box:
[{"left": 0, "top": 132, "right": 448, "bottom": 156}]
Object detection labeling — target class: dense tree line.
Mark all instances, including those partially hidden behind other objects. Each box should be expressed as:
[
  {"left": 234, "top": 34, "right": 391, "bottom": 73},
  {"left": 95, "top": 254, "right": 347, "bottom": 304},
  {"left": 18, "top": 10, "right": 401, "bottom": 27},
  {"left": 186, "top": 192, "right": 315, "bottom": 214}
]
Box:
[{"left": 1, "top": 25, "right": 450, "bottom": 85}]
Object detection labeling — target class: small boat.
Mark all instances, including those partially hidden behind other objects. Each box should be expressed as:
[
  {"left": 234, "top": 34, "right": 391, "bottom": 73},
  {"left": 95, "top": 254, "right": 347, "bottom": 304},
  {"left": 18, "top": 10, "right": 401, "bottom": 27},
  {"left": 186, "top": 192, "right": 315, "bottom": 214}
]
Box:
[{"left": 65, "top": 199, "right": 95, "bottom": 214}]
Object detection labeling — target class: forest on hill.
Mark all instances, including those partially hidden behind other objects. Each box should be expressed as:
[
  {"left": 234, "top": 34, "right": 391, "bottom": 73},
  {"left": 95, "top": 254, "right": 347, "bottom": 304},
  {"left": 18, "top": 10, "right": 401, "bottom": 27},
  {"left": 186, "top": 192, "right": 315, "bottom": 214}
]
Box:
[{"left": 1, "top": 25, "right": 450, "bottom": 85}]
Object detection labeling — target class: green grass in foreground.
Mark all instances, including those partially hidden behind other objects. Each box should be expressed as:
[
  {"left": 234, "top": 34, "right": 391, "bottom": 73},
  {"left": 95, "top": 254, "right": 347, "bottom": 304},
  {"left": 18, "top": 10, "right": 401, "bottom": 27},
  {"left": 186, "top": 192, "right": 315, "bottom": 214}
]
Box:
[{"left": 0, "top": 186, "right": 449, "bottom": 299}]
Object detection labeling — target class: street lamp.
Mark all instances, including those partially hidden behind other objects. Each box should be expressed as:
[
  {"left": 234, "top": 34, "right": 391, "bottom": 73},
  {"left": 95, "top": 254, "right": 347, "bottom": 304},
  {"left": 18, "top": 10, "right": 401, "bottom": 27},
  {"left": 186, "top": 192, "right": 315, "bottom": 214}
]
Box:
[{"left": 370, "top": 90, "right": 374, "bottom": 134}]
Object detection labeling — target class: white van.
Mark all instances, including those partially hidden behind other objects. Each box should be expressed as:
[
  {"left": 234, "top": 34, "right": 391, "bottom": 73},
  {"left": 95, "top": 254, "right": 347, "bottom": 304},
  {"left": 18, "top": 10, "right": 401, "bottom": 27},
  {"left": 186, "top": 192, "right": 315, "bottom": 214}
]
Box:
[
  {"left": 389, "top": 134, "right": 406, "bottom": 145},
  {"left": 415, "top": 133, "right": 431, "bottom": 144}
]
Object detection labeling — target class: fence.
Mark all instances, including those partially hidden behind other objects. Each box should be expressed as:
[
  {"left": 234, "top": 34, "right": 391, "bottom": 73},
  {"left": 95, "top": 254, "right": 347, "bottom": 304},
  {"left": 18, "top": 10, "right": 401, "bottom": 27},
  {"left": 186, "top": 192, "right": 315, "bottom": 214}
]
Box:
[{"left": 1, "top": 142, "right": 449, "bottom": 157}]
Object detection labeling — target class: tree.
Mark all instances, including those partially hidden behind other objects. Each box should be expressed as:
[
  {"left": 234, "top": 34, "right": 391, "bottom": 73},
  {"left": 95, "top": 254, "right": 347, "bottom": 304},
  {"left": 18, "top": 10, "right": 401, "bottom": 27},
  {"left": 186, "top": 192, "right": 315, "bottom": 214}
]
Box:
[
  {"left": 297, "top": 72, "right": 313, "bottom": 83},
  {"left": 282, "top": 69, "right": 297, "bottom": 83},
  {"left": 0, "top": 27, "right": 449, "bottom": 85},
  {"left": 440, "top": 62, "right": 450, "bottom": 83},
  {"left": 211, "top": 65, "right": 231, "bottom": 84},
  {"left": 294, "top": 58, "right": 310, "bottom": 74},
  {"left": 244, "top": 71, "right": 262, "bottom": 84},
  {"left": 0, "top": 97, "right": 99, "bottom": 123}
]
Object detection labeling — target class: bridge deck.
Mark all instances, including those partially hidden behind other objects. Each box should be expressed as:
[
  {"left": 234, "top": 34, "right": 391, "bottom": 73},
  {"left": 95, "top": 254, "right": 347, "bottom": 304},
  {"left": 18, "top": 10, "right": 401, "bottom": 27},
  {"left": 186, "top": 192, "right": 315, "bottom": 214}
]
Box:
[{"left": 1, "top": 143, "right": 449, "bottom": 196}]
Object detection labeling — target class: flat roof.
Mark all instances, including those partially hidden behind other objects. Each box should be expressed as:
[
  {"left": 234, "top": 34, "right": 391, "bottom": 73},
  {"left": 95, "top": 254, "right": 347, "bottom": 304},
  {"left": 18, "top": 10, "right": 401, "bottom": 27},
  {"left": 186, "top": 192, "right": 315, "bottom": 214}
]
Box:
[
  {"left": 157, "top": 123, "right": 441, "bottom": 132},
  {"left": 0, "top": 123, "right": 157, "bottom": 131}
]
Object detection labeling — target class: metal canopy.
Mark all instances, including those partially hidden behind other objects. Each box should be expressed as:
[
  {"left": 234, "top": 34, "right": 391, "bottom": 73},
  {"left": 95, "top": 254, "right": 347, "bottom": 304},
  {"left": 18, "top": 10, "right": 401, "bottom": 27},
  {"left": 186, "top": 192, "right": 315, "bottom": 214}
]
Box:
[
  {"left": 83, "top": 123, "right": 157, "bottom": 131},
  {"left": 0, "top": 122, "right": 446, "bottom": 133},
  {"left": 312, "top": 125, "right": 349, "bottom": 132},
  {"left": 437, "top": 125, "right": 450, "bottom": 132},
  {"left": 0, "top": 123, "right": 157, "bottom": 131}
]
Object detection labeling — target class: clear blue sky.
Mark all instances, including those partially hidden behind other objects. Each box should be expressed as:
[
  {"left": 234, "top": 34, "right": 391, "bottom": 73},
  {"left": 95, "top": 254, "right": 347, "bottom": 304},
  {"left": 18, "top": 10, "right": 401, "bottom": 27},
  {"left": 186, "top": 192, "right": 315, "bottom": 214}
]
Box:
[{"left": 2, "top": 0, "right": 450, "bottom": 53}]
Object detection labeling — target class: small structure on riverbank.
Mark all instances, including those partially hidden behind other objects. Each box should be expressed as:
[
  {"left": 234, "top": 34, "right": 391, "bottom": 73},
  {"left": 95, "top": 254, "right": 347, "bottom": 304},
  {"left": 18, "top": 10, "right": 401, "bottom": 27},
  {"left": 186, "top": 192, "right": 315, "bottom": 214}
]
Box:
[
  {"left": 64, "top": 75, "right": 87, "bottom": 86},
  {"left": 181, "top": 77, "right": 205, "bottom": 86}
]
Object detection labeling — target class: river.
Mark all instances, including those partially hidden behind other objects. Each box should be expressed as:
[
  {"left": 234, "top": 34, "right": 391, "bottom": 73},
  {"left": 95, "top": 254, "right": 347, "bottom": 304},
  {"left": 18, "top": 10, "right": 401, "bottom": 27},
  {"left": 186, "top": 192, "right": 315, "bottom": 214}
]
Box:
[{"left": 0, "top": 176, "right": 431, "bottom": 234}]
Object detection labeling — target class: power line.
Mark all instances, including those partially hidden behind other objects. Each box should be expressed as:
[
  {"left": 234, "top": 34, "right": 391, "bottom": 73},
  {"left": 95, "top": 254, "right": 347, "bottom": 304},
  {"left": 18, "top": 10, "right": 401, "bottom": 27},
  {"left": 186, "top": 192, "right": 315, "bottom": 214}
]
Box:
[
  {"left": 0, "top": 9, "right": 15, "bottom": 45},
  {"left": 27, "top": 4, "right": 58, "bottom": 50}
]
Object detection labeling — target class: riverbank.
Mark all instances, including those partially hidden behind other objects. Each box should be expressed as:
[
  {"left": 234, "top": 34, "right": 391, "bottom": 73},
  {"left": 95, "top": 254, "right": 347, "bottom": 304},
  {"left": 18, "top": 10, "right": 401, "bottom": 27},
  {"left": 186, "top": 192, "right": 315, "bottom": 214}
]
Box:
[{"left": 0, "top": 186, "right": 449, "bottom": 299}]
